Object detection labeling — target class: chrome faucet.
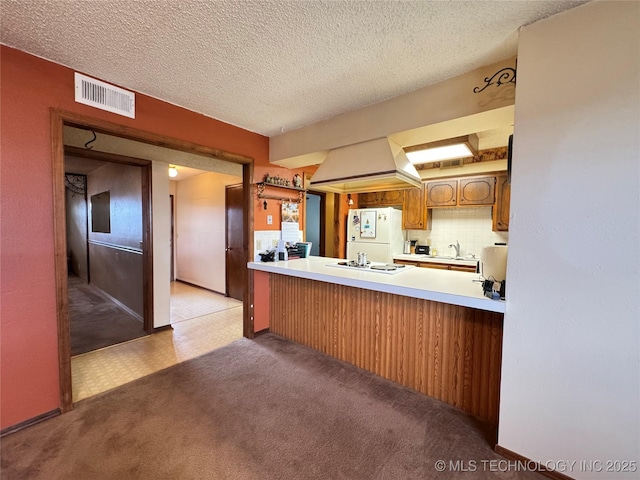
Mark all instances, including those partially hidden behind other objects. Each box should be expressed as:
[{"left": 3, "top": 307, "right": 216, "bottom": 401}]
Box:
[{"left": 448, "top": 241, "right": 461, "bottom": 258}]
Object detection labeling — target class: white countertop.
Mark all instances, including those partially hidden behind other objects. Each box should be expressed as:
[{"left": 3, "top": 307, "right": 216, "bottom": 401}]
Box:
[
  {"left": 393, "top": 254, "right": 479, "bottom": 266},
  {"left": 248, "top": 256, "right": 504, "bottom": 313}
]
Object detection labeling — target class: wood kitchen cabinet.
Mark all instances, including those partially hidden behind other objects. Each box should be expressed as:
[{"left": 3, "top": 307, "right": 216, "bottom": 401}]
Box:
[
  {"left": 492, "top": 174, "right": 510, "bottom": 231},
  {"left": 402, "top": 185, "right": 428, "bottom": 230},
  {"left": 458, "top": 175, "right": 496, "bottom": 206},
  {"left": 426, "top": 179, "right": 458, "bottom": 207},
  {"left": 357, "top": 189, "right": 404, "bottom": 207},
  {"left": 394, "top": 258, "right": 477, "bottom": 272},
  {"left": 357, "top": 192, "right": 379, "bottom": 207},
  {"left": 420, "top": 261, "right": 477, "bottom": 272},
  {"left": 427, "top": 175, "right": 497, "bottom": 207}
]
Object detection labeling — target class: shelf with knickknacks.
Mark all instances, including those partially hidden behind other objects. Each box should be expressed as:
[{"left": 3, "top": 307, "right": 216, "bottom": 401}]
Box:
[{"left": 256, "top": 172, "right": 306, "bottom": 208}]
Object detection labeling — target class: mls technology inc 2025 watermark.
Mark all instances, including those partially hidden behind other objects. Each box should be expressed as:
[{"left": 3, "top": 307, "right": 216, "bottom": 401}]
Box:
[{"left": 433, "top": 459, "right": 637, "bottom": 474}]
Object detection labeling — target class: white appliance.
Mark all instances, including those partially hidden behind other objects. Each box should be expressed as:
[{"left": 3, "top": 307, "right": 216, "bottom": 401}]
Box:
[
  {"left": 481, "top": 245, "right": 508, "bottom": 281},
  {"left": 346, "top": 207, "right": 404, "bottom": 264}
]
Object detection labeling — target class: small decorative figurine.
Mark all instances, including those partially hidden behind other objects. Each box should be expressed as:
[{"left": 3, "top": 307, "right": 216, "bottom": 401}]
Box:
[{"left": 293, "top": 174, "right": 302, "bottom": 188}]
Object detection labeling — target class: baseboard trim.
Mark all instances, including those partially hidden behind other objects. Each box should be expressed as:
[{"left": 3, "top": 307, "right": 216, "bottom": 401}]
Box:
[
  {"left": 1, "top": 409, "right": 61, "bottom": 437},
  {"left": 92, "top": 284, "right": 144, "bottom": 322},
  {"left": 495, "top": 445, "right": 576, "bottom": 480},
  {"left": 153, "top": 324, "right": 173, "bottom": 333},
  {"left": 175, "top": 279, "right": 224, "bottom": 296},
  {"left": 253, "top": 328, "right": 270, "bottom": 337}
]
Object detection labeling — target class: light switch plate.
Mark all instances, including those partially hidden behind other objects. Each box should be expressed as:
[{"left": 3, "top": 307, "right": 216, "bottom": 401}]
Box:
[{"left": 267, "top": 215, "right": 273, "bottom": 225}]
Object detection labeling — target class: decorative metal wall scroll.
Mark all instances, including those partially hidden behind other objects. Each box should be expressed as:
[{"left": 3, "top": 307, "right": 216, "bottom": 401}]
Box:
[
  {"left": 65, "top": 174, "right": 86, "bottom": 197},
  {"left": 473, "top": 67, "right": 517, "bottom": 94}
]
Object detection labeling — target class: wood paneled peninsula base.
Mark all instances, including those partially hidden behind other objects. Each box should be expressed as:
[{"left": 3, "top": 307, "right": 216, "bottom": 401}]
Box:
[{"left": 249, "top": 257, "right": 504, "bottom": 423}]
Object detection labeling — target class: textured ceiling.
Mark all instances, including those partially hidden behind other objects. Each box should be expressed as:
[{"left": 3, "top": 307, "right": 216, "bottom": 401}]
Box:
[{"left": 1, "top": 0, "right": 588, "bottom": 137}]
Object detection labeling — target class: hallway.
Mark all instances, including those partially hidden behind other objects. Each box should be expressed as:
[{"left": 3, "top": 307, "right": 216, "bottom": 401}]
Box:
[
  {"left": 69, "top": 274, "right": 147, "bottom": 355},
  {"left": 71, "top": 282, "right": 243, "bottom": 402}
]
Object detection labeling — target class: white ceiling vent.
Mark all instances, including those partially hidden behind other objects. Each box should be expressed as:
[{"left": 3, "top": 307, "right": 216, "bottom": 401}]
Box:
[{"left": 74, "top": 73, "right": 135, "bottom": 118}]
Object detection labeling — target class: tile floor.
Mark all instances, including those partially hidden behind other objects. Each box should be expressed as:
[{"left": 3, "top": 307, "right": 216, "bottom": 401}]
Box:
[{"left": 71, "top": 282, "right": 243, "bottom": 402}]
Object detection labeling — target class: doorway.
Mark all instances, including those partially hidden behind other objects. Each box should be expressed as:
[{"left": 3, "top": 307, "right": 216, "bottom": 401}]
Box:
[
  {"left": 65, "top": 154, "right": 149, "bottom": 356},
  {"left": 52, "top": 110, "right": 254, "bottom": 412},
  {"left": 305, "top": 191, "right": 325, "bottom": 256}
]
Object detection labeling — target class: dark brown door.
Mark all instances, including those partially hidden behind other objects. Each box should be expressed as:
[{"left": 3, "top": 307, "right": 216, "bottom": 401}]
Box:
[{"left": 225, "top": 184, "right": 245, "bottom": 301}]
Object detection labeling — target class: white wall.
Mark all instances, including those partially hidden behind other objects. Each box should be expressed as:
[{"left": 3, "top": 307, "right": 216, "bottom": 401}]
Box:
[
  {"left": 175, "top": 172, "right": 241, "bottom": 293},
  {"left": 152, "top": 162, "right": 171, "bottom": 328},
  {"left": 499, "top": 2, "right": 639, "bottom": 478}
]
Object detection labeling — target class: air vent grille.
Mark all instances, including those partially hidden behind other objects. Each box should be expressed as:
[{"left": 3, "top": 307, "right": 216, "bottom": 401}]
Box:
[
  {"left": 440, "top": 158, "right": 463, "bottom": 169},
  {"left": 74, "top": 73, "right": 135, "bottom": 118}
]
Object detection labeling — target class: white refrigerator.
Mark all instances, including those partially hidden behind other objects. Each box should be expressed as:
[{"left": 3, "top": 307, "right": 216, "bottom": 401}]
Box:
[{"left": 346, "top": 207, "right": 404, "bottom": 264}]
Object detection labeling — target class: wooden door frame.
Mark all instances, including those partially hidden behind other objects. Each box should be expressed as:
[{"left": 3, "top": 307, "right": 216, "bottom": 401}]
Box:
[{"left": 51, "top": 109, "right": 254, "bottom": 413}]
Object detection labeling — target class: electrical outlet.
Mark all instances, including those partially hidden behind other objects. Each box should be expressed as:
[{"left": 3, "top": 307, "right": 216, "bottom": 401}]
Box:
[
  {"left": 256, "top": 239, "right": 263, "bottom": 250},
  {"left": 267, "top": 214, "right": 273, "bottom": 225}
]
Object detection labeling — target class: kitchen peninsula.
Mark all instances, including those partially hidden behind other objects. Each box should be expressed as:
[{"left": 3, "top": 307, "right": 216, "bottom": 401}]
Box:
[{"left": 249, "top": 257, "right": 504, "bottom": 423}]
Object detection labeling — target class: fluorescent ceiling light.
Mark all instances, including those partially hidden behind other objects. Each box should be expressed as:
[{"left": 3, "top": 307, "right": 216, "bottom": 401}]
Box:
[{"left": 406, "top": 143, "right": 474, "bottom": 165}]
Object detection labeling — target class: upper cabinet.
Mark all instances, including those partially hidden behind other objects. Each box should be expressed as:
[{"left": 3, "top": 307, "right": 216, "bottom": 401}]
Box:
[
  {"left": 357, "top": 192, "right": 379, "bottom": 207},
  {"left": 492, "top": 174, "right": 510, "bottom": 231},
  {"left": 426, "top": 180, "right": 458, "bottom": 207},
  {"left": 458, "top": 176, "right": 496, "bottom": 206},
  {"left": 358, "top": 189, "right": 404, "bottom": 207},
  {"left": 356, "top": 172, "right": 510, "bottom": 231},
  {"left": 427, "top": 175, "right": 496, "bottom": 207},
  {"left": 402, "top": 185, "right": 428, "bottom": 230}
]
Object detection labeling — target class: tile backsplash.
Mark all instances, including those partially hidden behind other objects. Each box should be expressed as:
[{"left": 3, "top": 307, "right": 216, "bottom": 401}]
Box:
[
  {"left": 253, "top": 230, "right": 303, "bottom": 261},
  {"left": 407, "top": 207, "right": 508, "bottom": 258}
]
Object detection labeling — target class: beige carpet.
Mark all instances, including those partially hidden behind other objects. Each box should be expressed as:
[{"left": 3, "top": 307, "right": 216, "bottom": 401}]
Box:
[{"left": 1, "top": 334, "right": 544, "bottom": 480}]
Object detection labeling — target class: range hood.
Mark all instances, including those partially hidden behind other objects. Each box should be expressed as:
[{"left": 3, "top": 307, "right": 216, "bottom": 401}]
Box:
[{"left": 309, "top": 137, "right": 422, "bottom": 193}]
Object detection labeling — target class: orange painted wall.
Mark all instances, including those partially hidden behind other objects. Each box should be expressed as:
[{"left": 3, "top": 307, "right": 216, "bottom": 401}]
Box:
[
  {"left": 0, "top": 46, "right": 272, "bottom": 429},
  {"left": 252, "top": 164, "right": 316, "bottom": 231}
]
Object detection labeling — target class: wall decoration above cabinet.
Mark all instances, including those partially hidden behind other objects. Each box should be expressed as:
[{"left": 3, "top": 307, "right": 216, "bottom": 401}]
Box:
[{"left": 255, "top": 181, "right": 306, "bottom": 204}]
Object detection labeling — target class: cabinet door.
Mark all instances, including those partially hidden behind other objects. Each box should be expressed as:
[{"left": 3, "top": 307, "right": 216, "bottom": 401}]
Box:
[
  {"left": 419, "top": 262, "right": 476, "bottom": 272},
  {"left": 426, "top": 180, "right": 458, "bottom": 207},
  {"left": 358, "top": 192, "right": 379, "bottom": 207},
  {"left": 458, "top": 176, "right": 496, "bottom": 206},
  {"left": 419, "top": 262, "right": 449, "bottom": 270},
  {"left": 449, "top": 265, "right": 477, "bottom": 272},
  {"left": 394, "top": 259, "right": 419, "bottom": 266},
  {"left": 378, "top": 190, "right": 404, "bottom": 206},
  {"left": 492, "top": 174, "right": 510, "bottom": 231},
  {"left": 402, "top": 185, "right": 427, "bottom": 230}
]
